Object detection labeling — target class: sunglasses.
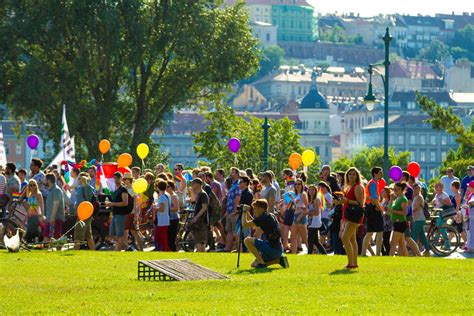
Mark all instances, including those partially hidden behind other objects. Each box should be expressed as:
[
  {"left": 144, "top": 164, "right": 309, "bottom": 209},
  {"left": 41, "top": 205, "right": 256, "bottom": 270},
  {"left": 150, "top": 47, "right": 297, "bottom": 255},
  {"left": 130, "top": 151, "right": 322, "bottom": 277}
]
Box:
[{"left": 29, "top": 184, "right": 37, "bottom": 187}]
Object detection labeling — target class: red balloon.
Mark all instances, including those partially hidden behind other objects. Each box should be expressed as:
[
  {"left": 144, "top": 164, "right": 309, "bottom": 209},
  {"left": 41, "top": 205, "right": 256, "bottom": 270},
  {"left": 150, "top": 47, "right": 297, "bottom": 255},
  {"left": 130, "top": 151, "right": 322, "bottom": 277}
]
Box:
[
  {"left": 407, "top": 162, "right": 421, "bottom": 178},
  {"left": 377, "top": 178, "right": 386, "bottom": 195}
]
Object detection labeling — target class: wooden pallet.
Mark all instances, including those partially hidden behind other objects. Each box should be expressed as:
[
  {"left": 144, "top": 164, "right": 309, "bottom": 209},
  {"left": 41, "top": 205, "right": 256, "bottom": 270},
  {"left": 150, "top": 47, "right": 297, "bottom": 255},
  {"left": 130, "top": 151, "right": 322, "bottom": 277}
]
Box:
[{"left": 138, "top": 259, "right": 229, "bottom": 281}]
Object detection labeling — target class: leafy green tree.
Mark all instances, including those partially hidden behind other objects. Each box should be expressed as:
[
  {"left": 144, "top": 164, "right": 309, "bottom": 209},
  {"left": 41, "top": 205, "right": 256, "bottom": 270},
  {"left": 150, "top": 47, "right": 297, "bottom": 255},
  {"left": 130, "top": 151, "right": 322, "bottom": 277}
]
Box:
[
  {"left": 451, "top": 24, "right": 474, "bottom": 62},
  {"left": 193, "top": 103, "right": 320, "bottom": 180},
  {"left": 331, "top": 147, "right": 411, "bottom": 181},
  {"left": 0, "top": 0, "right": 259, "bottom": 160},
  {"left": 418, "top": 39, "right": 449, "bottom": 62}
]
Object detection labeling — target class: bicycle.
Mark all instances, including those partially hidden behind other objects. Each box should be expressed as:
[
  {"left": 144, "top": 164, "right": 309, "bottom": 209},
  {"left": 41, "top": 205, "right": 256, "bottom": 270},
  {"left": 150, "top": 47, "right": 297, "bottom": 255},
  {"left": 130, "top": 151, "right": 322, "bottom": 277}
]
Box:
[
  {"left": 425, "top": 207, "right": 460, "bottom": 257},
  {"left": 176, "top": 208, "right": 195, "bottom": 252}
]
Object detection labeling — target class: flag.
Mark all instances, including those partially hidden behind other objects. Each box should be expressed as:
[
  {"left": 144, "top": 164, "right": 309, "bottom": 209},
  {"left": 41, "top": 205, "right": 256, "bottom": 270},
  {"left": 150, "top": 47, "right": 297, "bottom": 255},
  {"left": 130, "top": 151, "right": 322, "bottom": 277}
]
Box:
[
  {"left": 48, "top": 137, "right": 75, "bottom": 168},
  {"left": 318, "top": 188, "right": 327, "bottom": 211},
  {"left": 61, "top": 104, "right": 75, "bottom": 163},
  {"left": 0, "top": 122, "right": 7, "bottom": 167},
  {"left": 97, "top": 163, "right": 118, "bottom": 194}
]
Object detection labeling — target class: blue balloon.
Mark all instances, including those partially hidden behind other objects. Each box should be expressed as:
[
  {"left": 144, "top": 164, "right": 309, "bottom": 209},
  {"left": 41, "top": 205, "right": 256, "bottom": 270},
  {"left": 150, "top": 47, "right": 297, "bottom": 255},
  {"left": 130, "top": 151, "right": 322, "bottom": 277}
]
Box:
[
  {"left": 284, "top": 192, "right": 295, "bottom": 204},
  {"left": 184, "top": 172, "right": 193, "bottom": 182},
  {"left": 89, "top": 159, "right": 97, "bottom": 165}
]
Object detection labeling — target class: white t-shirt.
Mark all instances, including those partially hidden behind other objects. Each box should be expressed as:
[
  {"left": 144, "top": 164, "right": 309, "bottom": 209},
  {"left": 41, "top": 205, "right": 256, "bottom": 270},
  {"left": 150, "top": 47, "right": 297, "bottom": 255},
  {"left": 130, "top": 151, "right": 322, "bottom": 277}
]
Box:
[
  {"left": 308, "top": 198, "right": 322, "bottom": 229},
  {"left": 154, "top": 192, "right": 170, "bottom": 227},
  {"left": 440, "top": 175, "right": 459, "bottom": 196},
  {"left": 433, "top": 192, "right": 450, "bottom": 208}
]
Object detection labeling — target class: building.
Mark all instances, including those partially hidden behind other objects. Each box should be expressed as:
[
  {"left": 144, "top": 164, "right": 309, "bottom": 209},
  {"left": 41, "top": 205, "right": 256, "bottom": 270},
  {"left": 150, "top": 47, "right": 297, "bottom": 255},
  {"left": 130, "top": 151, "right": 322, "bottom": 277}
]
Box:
[
  {"left": 445, "top": 60, "right": 474, "bottom": 93},
  {"left": 250, "top": 21, "right": 277, "bottom": 47},
  {"left": 390, "top": 91, "right": 457, "bottom": 113},
  {"left": 296, "top": 71, "right": 331, "bottom": 163},
  {"left": 279, "top": 41, "right": 384, "bottom": 67},
  {"left": 231, "top": 84, "right": 268, "bottom": 109},
  {"left": 361, "top": 115, "right": 461, "bottom": 180},
  {"left": 340, "top": 103, "right": 384, "bottom": 156},
  {"left": 226, "top": 0, "right": 315, "bottom": 43},
  {"left": 373, "top": 59, "right": 443, "bottom": 93},
  {"left": 253, "top": 66, "right": 367, "bottom": 104},
  {"left": 1, "top": 120, "right": 53, "bottom": 169},
  {"left": 395, "top": 15, "right": 444, "bottom": 56}
]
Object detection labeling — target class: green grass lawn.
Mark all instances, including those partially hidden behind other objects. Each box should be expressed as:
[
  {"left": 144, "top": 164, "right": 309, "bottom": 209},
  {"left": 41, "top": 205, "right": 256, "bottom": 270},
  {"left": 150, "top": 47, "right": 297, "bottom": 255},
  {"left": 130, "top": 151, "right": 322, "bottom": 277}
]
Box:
[{"left": 0, "top": 251, "right": 473, "bottom": 314}]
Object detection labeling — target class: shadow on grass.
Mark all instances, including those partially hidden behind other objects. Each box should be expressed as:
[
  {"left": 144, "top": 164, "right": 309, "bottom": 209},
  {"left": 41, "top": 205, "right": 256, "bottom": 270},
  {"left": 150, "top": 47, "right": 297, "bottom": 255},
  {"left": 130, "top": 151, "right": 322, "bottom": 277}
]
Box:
[
  {"left": 229, "top": 267, "right": 278, "bottom": 275},
  {"left": 329, "top": 268, "right": 358, "bottom": 275}
]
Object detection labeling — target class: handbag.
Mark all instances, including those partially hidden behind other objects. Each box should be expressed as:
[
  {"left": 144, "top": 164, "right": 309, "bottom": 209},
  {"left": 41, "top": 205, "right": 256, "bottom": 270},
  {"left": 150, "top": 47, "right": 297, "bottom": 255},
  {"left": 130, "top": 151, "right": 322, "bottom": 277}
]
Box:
[{"left": 345, "top": 203, "right": 364, "bottom": 224}]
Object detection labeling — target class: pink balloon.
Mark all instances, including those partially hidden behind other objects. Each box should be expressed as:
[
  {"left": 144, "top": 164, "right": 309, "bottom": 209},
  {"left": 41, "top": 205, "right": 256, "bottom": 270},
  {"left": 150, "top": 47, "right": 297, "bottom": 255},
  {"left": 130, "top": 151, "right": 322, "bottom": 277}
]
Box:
[
  {"left": 27, "top": 134, "right": 39, "bottom": 150},
  {"left": 228, "top": 138, "right": 241, "bottom": 154}
]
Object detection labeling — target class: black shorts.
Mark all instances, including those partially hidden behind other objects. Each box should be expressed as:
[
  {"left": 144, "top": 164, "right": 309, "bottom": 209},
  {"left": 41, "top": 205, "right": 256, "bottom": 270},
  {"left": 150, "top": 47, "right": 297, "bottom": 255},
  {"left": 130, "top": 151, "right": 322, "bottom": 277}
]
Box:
[
  {"left": 365, "top": 204, "right": 383, "bottom": 233},
  {"left": 344, "top": 204, "right": 364, "bottom": 224},
  {"left": 393, "top": 221, "right": 407, "bottom": 233},
  {"left": 283, "top": 208, "right": 295, "bottom": 226},
  {"left": 455, "top": 222, "right": 463, "bottom": 233}
]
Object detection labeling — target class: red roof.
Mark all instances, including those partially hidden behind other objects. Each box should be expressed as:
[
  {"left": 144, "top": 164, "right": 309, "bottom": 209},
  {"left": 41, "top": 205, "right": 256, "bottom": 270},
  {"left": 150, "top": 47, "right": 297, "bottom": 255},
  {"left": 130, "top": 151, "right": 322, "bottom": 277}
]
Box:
[{"left": 389, "top": 60, "right": 439, "bottom": 79}]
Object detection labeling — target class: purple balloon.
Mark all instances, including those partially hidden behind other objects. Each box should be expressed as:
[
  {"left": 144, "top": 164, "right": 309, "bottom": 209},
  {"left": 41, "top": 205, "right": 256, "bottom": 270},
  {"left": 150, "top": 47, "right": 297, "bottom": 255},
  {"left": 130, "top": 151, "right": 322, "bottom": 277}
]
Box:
[
  {"left": 227, "top": 138, "right": 241, "bottom": 154},
  {"left": 27, "top": 134, "right": 40, "bottom": 150},
  {"left": 389, "top": 166, "right": 403, "bottom": 182}
]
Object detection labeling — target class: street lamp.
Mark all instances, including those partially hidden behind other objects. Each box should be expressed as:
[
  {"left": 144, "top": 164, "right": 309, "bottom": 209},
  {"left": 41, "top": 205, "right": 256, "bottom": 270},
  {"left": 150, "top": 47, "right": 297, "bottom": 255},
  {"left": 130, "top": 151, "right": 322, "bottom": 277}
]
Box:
[
  {"left": 364, "top": 27, "right": 392, "bottom": 181},
  {"left": 262, "top": 116, "right": 271, "bottom": 171}
]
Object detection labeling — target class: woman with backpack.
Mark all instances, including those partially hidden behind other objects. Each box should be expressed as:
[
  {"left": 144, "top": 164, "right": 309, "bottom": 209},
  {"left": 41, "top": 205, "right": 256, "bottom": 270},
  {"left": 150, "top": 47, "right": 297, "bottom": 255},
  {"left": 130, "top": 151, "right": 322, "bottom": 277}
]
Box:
[{"left": 73, "top": 173, "right": 96, "bottom": 250}]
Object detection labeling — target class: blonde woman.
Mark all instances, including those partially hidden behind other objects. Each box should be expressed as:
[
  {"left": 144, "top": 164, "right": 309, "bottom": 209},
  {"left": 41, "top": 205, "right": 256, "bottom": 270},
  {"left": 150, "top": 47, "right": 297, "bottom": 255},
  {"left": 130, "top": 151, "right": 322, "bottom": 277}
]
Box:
[
  {"left": 25, "top": 179, "right": 44, "bottom": 242},
  {"left": 290, "top": 179, "right": 308, "bottom": 254}
]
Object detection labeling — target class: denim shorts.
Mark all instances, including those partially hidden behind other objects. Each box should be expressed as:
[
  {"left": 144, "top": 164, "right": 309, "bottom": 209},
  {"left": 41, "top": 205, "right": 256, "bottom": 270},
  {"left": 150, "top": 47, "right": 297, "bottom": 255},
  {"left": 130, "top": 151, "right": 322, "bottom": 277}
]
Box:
[
  {"left": 254, "top": 239, "right": 282, "bottom": 262},
  {"left": 109, "top": 214, "right": 126, "bottom": 237}
]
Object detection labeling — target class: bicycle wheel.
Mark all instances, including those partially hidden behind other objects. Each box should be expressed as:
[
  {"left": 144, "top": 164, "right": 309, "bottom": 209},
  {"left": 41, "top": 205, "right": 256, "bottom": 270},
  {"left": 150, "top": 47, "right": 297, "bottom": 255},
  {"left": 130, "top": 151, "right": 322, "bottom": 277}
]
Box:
[
  {"left": 179, "top": 230, "right": 195, "bottom": 252},
  {"left": 429, "top": 224, "right": 460, "bottom": 257}
]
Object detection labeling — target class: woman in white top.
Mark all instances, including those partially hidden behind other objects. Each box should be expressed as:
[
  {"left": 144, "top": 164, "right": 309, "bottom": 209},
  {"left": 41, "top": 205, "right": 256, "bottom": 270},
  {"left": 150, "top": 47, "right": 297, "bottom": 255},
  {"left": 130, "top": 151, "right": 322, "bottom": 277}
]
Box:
[
  {"left": 411, "top": 183, "right": 430, "bottom": 256},
  {"left": 307, "top": 185, "right": 327, "bottom": 254},
  {"left": 290, "top": 179, "right": 308, "bottom": 254},
  {"left": 432, "top": 182, "right": 452, "bottom": 250}
]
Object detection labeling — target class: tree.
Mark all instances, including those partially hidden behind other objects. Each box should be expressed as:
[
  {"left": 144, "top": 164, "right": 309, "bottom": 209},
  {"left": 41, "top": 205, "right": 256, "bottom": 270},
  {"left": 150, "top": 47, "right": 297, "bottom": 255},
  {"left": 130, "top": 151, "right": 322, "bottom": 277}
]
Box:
[
  {"left": 242, "top": 45, "right": 283, "bottom": 83},
  {"left": 0, "top": 1, "right": 259, "bottom": 160},
  {"left": 193, "top": 103, "right": 320, "bottom": 179},
  {"left": 331, "top": 147, "right": 411, "bottom": 181},
  {"left": 417, "top": 93, "right": 474, "bottom": 150},
  {"left": 418, "top": 39, "right": 449, "bottom": 62},
  {"left": 451, "top": 24, "right": 474, "bottom": 62}
]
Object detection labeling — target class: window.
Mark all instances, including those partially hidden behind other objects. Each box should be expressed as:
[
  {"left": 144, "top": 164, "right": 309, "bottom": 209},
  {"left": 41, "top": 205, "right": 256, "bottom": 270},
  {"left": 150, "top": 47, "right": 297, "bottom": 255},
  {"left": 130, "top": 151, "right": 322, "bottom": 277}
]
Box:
[
  {"left": 441, "top": 151, "right": 447, "bottom": 161},
  {"left": 276, "top": 85, "right": 282, "bottom": 93},
  {"left": 407, "top": 101, "right": 417, "bottom": 109},
  {"left": 326, "top": 146, "right": 330, "bottom": 157},
  {"left": 315, "top": 146, "right": 320, "bottom": 155},
  {"left": 175, "top": 146, "right": 181, "bottom": 156},
  {"left": 420, "top": 150, "right": 426, "bottom": 162},
  {"left": 325, "top": 121, "right": 329, "bottom": 130},
  {"left": 441, "top": 135, "right": 447, "bottom": 145},
  {"left": 398, "top": 135, "right": 404, "bottom": 145},
  {"left": 420, "top": 134, "right": 426, "bottom": 145},
  {"left": 410, "top": 151, "right": 415, "bottom": 161},
  {"left": 430, "top": 150, "right": 436, "bottom": 162},
  {"left": 389, "top": 135, "right": 395, "bottom": 145},
  {"left": 266, "top": 33, "right": 270, "bottom": 41},
  {"left": 16, "top": 144, "right": 21, "bottom": 155},
  {"left": 430, "top": 135, "right": 436, "bottom": 144},
  {"left": 410, "top": 135, "right": 416, "bottom": 145},
  {"left": 186, "top": 146, "right": 192, "bottom": 156}
]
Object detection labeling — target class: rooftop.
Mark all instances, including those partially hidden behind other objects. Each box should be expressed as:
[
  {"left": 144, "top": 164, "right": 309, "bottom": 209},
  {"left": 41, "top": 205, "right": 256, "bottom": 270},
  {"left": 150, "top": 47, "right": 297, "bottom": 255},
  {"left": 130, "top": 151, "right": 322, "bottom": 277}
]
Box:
[
  {"left": 388, "top": 60, "right": 441, "bottom": 80},
  {"left": 253, "top": 67, "right": 367, "bottom": 85}
]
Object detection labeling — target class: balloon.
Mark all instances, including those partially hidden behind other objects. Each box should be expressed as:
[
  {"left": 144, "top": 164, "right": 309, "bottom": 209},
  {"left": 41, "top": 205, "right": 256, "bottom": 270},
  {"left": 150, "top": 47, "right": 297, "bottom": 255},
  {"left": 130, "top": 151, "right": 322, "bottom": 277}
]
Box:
[
  {"left": 117, "top": 167, "right": 131, "bottom": 175},
  {"left": 136, "top": 143, "right": 149, "bottom": 160},
  {"left": 227, "top": 138, "right": 241, "bottom": 154},
  {"left": 117, "top": 153, "right": 133, "bottom": 168},
  {"left": 89, "top": 159, "right": 97, "bottom": 165},
  {"left": 133, "top": 178, "right": 148, "bottom": 194},
  {"left": 407, "top": 161, "right": 421, "bottom": 178},
  {"left": 377, "top": 178, "right": 387, "bottom": 195},
  {"left": 27, "top": 134, "right": 40, "bottom": 150},
  {"left": 301, "top": 150, "right": 316, "bottom": 166},
  {"left": 284, "top": 191, "right": 295, "bottom": 204},
  {"left": 288, "top": 153, "right": 302, "bottom": 170},
  {"left": 184, "top": 172, "right": 193, "bottom": 182},
  {"left": 77, "top": 201, "right": 94, "bottom": 221},
  {"left": 98, "top": 139, "right": 111, "bottom": 154},
  {"left": 389, "top": 166, "right": 403, "bottom": 182}
]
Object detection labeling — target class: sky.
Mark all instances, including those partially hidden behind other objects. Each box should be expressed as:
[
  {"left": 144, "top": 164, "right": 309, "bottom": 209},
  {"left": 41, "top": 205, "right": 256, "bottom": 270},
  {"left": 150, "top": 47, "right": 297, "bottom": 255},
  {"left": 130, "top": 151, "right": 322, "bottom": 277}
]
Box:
[{"left": 308, "top": 0, "right": 474, "bottom": 17}]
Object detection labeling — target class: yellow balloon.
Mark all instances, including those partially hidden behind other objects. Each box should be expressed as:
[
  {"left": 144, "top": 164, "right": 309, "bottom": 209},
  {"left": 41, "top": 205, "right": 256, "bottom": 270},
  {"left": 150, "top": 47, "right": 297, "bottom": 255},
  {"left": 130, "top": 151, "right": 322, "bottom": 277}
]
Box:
[
  {"left": 136, "top": 143, "right": 149, "bottom": 160},
  {"left": 302, "top": 149, "right": 316, "bottom": 166},
  {"left": 133, "top": 178, "right": 148, "bottom": 194}
]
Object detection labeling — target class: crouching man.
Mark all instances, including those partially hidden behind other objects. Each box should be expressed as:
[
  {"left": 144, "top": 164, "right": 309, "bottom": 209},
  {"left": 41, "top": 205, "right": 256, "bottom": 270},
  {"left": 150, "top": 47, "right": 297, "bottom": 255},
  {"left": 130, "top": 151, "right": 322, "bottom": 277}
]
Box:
[{"left": 242, "top": 199, "right": 289, "bottom": 269}]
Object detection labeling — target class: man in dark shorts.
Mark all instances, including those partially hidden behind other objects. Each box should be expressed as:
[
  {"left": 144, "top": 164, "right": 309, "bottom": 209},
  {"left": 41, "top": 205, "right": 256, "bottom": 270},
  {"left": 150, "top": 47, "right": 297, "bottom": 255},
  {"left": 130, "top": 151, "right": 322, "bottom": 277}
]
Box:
[
  {"left": 190, "top": 178, "right": 209, "bottom": 252},
  {"left": 242, "top": 199, "right": 289, "bottom": 269},
  {"left": 361, "top": 167, "right": 384, "bottom": 256}
]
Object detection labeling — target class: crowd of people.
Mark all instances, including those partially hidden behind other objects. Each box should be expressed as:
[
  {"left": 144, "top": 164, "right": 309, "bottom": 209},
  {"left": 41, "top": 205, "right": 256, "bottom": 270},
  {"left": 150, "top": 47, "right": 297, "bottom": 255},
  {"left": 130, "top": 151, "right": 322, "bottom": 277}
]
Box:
[{"left": 1, "top": 158, "right": 474, "bottom": 269}]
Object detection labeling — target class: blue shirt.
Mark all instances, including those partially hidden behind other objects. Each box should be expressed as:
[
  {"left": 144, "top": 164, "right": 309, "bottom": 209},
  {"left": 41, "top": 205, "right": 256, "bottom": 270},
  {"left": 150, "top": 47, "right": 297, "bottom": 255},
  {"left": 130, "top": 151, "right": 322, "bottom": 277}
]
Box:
[
  {"left": 226, "top": 180, "right": 240, "bottom": 214},
  {"left": 461, "top": 175, "right": 474, "bottom": 195}
]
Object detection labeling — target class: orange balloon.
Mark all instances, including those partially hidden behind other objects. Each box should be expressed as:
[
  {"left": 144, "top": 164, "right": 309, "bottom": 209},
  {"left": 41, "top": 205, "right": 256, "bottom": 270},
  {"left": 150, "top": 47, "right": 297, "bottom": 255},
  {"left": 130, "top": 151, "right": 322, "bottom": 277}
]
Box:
[
  {"left": 77, "top": 201, "right": 93, "bottom": 221},
  {"left": 117, "top": 153, "right": 133, "bottom": 168},
  {"left": 288, "top": 153, "right": 302, "bottom": 170},
  {"left": 99, "top": 139, "right": 111, "bottom": 154}
]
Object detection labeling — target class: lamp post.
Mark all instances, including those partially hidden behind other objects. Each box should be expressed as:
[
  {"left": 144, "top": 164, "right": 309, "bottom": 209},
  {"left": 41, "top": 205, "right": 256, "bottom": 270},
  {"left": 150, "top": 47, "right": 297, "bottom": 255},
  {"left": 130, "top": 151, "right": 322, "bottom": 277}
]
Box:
[
  {"left": 364, "top": 27, "right": 392, "bottom": 181},
  {"left": 262, "top": 116, "right": 271, "bottom": 171}
]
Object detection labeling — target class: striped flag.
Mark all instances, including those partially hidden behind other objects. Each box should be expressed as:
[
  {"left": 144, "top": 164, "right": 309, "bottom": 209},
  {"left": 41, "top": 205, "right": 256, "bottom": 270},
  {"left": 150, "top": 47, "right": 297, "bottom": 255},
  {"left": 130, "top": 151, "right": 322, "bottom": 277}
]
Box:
[
  {"left": 0, "top": 122, "right": 6, "bottom": 167},
  {"left": 61, "top": 105, "right": 75, "bottom": 162}
]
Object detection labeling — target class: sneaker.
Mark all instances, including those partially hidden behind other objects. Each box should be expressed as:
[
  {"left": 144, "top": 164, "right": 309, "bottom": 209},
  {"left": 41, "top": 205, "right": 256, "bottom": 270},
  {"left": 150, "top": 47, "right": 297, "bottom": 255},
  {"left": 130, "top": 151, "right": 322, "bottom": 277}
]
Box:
[{"left": 279, "top": 256, "right": 289, "bottom": 269}]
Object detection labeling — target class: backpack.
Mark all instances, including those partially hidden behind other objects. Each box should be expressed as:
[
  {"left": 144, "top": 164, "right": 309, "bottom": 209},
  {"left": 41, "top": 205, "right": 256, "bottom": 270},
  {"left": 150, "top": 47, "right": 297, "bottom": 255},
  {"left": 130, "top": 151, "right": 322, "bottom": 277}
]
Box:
[{"left": 204, "top": 185, "right": 221, "bottom": 224}]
